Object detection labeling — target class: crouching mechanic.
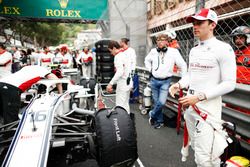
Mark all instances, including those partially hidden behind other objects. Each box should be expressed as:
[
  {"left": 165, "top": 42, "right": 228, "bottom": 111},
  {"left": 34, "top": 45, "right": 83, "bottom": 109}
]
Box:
[
  {"left": 0, "top": 65, "right": 63, "bottom": 125},
  {"left": 169, "top": 9, "right": 236, "bottom": 166},
  {"left": 106, "top": 40, "right": 132, "bottom": 113}
]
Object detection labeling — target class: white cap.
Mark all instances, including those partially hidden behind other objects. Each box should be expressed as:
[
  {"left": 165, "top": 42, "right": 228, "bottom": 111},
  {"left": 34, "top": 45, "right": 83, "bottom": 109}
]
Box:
[{"left": 187, "top": 8, "right": 218, "bottom": 24}]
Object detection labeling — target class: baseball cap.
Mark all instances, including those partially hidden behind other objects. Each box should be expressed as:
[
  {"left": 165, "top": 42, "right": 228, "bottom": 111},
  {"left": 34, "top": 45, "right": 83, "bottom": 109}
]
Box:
[
  {"left": 186, "top": 8, "right": 218, "bottom": 24},
  {"left": 61, "top": 46, "right": 68, "bottom": 52}
]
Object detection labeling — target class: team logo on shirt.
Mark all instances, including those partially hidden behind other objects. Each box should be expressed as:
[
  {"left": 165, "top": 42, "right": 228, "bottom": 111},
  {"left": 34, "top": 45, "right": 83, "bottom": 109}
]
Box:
[{"left": 190, "top": 62, "right": 214, "bottom": 70}]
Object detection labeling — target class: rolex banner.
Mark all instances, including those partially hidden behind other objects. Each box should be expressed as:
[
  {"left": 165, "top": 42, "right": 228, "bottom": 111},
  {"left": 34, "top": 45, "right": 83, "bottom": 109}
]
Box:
[{"left": 0, "top": 0, "right": 108, "bottom": 20}]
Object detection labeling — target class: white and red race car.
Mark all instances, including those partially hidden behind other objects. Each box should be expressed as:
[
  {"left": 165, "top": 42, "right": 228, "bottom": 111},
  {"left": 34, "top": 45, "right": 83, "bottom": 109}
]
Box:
[{"left": 0, "top": 79, "right": 138, "bottom": 167}]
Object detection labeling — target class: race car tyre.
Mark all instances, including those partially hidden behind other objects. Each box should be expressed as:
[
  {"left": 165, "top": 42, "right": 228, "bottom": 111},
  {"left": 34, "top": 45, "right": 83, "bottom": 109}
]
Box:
[
  {"left": 96, "top": 53, "right": 114, "bottom": 63},
  {"left": 95, "top": 106, "right": 138, "bottom": 167},
  {"left": 99, "top": 63, "right": 114, "bottom": 72},
  {"left": 95, "top": 40, "right": 110, "bottom": 53},
  {"left": 100, "top": 72, "right": 114, "bottom": 83}
]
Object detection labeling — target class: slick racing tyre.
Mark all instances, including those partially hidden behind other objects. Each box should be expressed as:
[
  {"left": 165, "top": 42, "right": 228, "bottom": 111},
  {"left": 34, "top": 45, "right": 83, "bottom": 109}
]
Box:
[
  {"left": 99, "top": 63, "right": 114, "bottom": 72},
  {"left": 96, "top": 53, "right": 114, "bottom": 63},
  {"left": 95, "top": 107, "right": 138, "bottom": 167},
  {"left": 95, "top": 40, "right": 110, "bottom": 52},
  {"left": 100, "top": 72, "right": 114, "bottom": 83}
]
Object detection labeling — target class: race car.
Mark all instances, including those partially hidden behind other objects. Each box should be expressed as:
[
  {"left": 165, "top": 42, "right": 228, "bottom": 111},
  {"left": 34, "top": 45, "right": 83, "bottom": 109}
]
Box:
[{"left": 0, "top": 79, "right": 138, "bottom": 167}]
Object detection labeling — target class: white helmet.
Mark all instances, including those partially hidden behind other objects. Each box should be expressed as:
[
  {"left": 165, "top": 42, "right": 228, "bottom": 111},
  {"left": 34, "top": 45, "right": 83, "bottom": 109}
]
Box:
[
  {"left": 231, "top": 26, "right": 250, "bottom": 44},
  {"left": 165, "top": 30, "right": 177, "bottom": 40}
]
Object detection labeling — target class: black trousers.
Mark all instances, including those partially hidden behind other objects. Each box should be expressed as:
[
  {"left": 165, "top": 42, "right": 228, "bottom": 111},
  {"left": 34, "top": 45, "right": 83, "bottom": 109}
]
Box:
[{"left": 0, "top": 82, "right": 21, "bottom": 125}]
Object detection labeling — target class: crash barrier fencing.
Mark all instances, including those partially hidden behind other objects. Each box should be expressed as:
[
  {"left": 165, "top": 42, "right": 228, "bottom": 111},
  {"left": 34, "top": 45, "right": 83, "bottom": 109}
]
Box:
[
  {"left": 135, "top": 66, "right": 250, "bottom": 152},
  {"left": 106, "top": 0, "right": 250, "bottom": 72}
]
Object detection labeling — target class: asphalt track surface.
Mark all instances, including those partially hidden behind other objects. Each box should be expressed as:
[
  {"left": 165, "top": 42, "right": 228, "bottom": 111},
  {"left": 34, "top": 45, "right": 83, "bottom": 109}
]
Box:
[{"left": 64, "top": 103, "right": 196, "bottom": 167}]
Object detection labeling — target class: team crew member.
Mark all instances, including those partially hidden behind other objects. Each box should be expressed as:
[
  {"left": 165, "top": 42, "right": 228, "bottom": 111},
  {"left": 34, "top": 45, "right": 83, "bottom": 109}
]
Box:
[
  {"left": 0, "top": 65, "right": 63, "bottom": 125},
  {"left": 57, "top": 46, "right": 73, "bottom": 68},
  {"left": 76, "top": 47, "right": 93, "bottom": 78},
  {"left": 169, "top": 9, "right": 236, "bottom": 166},
  {"left": 54, "top": 48, "right": 61, "bottom": 57},
  {"left": 144, "top": 34, "right": 187, "bottom": 129},
  {"left": 11, "top": 46, "right": 22, "bottom": 73},
  {"left": 0, "top": 44, "right": 12, "bottom": 78},
  {"left": 30, "top": 48, "right": 41, "bottom": 65},
  {"left": 106, "top": 41, "right": 132, "bottom": 113},
  {"left": 231, "top": 26, "right": 250, "bottom": 84},
  {"left": 120, "top": 38, "right": 137, "bottom": 75},
  {"left": 39, "top": 46, "right": 55, "bottom": 67}
]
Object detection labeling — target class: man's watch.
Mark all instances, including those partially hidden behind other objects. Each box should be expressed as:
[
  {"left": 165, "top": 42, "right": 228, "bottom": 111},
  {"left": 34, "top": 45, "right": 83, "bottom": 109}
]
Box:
[{"left": 197, "top": 92, "right": 206, "bottom": 101}]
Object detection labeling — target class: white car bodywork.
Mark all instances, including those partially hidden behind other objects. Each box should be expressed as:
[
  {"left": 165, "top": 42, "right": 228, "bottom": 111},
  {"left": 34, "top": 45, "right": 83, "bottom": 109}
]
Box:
[{"left": 2, "top": 79, "right": 94, "bottom": 167}]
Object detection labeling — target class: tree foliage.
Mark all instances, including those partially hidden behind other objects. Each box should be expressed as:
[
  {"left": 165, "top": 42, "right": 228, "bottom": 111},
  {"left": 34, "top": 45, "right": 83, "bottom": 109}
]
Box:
[{"left": 0, "top": 21, "right": 94, "bottom": 47}]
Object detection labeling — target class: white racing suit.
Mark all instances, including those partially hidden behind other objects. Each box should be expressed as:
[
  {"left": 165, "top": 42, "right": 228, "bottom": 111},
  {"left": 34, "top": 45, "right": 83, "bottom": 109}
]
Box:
[
  {"left": 0, "top": 51, "right": 12, "bottom": 78},
  {"left": 77, "top": 51, "right": 93, "bottom": 78},
  {"left": 183, "top": 99, "right": 228, "bottom": 167},
  {"left": 123, "top": 47, "right": 137, "bottom": 74},
  {"left": 109, "top": 51, "right": 132, "bottom": 113},
  {"left": 179, "top": 37, "right": 236, "bottom": 167},
  {"left": 39, "top": 52, "right": 55, "bottom": 67}
]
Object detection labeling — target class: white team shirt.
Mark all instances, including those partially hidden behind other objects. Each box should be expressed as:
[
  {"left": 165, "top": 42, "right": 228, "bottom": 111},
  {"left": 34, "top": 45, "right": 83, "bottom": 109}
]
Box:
[
  {"left": 56, "top": 52, "right": 72, "bottom": 68},
  {"left": 30, "top": 52, "right": 41, "bottom": 65},
  {"left": 76, "top": 52, "right": 92, "bottom": 64},
  {"left": 109, "top": 51, "right": 132, "bottom": 86},
  {"left": 13, "top": 50, "right": 21, "bottom": 63},
  {"left": 144, "top": 47, "right": 187, "bottom": 78},
  {"left": 123, "top": 47, "right": 136, "bottom": 71},
  {"left": 0, "top": 51, "right": 12, "bottom": 78},
  {"left": 39, "top": 52, "right": 55, "bottom": 67},
  {"left": 0, "top": 65, "right": 50, "bottom": 92}
]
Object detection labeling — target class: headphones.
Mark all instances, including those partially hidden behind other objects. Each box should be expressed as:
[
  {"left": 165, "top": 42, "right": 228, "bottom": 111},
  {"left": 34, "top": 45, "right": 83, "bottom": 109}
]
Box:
[{"left": 156, "top": 47, "right": 168, "bottom": 53}]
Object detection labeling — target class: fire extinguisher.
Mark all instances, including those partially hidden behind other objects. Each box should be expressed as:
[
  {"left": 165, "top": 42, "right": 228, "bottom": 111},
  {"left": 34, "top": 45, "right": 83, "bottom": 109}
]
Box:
[{"left": 140, "top": 84, "right": 152, "bottom": 115}]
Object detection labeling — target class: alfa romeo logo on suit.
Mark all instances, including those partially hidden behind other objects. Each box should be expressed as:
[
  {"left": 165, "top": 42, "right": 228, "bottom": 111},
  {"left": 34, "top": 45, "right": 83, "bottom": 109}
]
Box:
[{"left": 58, "top": 0, "right": 69, "bottom": 8}]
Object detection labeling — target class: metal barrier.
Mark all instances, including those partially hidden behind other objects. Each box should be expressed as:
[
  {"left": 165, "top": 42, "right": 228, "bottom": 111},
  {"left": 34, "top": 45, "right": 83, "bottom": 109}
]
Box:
[
  {"left": 136, "top": 66, "right": 250, "bottom": 152},
  {"left": 223, "top": 84, "right": 250, "bottom": 111}
]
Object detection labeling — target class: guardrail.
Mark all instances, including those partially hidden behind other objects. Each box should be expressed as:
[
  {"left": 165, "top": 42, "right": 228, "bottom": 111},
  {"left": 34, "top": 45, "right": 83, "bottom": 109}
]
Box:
[{"left": 136, "top": 66, "right": 250, "bottom": 153}]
